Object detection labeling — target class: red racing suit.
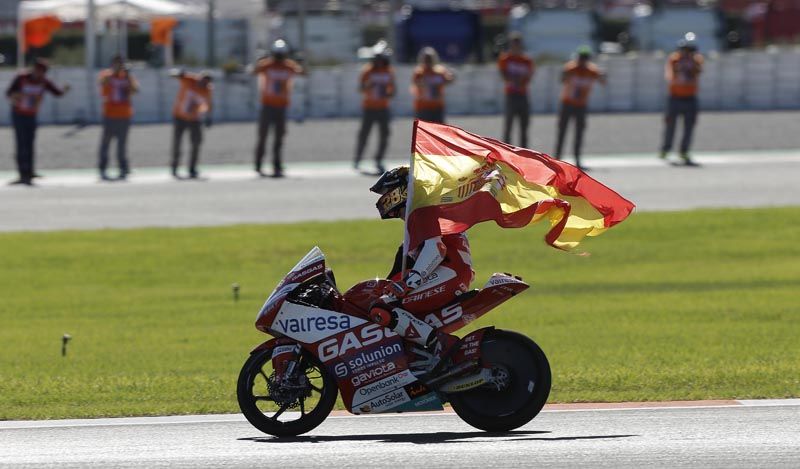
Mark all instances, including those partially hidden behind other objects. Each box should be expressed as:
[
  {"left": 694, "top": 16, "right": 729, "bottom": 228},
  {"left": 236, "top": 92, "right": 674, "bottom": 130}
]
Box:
[{"left": 388, "top": 233, "right": 475, "bottom": 315}]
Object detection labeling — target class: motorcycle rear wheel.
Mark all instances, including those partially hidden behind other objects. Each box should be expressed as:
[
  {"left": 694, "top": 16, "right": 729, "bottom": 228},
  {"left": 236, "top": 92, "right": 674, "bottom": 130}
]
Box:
[
  {"left": 449, "top": 329, "right": 551, "bottom": 432},
  {"left": 237, "top": 347, "right": 338, "bottom": 437}
]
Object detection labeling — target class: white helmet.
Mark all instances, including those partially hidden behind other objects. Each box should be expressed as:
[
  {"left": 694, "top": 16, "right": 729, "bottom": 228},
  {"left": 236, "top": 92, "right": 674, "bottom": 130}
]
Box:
[{"left": 271, "top": 39, "right": 289, "bottom": 56}]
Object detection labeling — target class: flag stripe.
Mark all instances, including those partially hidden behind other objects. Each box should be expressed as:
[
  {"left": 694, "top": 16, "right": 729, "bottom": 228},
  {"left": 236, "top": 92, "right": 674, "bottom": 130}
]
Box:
[
  {"left": 412, "top": 121, "right": 634, "bottom": 228},
  {"left": 405, "top": 120, "right": 635, "bottom": 251}
]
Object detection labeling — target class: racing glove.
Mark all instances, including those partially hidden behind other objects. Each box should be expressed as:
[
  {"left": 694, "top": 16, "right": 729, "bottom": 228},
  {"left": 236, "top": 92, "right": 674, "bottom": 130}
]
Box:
[{"left": 383, "top": 270, "right": 423, "bottom": 299}]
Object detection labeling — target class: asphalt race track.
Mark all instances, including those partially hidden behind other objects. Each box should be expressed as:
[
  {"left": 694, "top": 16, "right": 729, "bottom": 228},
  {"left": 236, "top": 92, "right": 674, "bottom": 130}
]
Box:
[
  {"left": 1, "top": 151, "right": 798, "bottom": 232},
  {"left": 2, "top": 401, "right": 799, "bottom": 468}
]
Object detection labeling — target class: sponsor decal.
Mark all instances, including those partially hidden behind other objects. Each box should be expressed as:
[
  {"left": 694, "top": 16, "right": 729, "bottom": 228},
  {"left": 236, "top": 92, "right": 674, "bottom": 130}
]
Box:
[
  {"left": 448, "top": 377, "right": 486, "bottom": 392},
  {"left": 347, "top": 343, "right": 402, "bottom": 370},
  {"left": 484, "top": 274, "right": 523, "bottom": 287},
  {"left": 354, "top": 389, "right": 411, "bottom": 414},
  {"left": 334, "top": 362, "right": 348, "bottom": 378},
  {"left": 402, "top": 285, "right": 446, "bottom": 304},
  {"left": 351, "top": 361, "right": 398, "bottom": 387},
  {"left": 424, "top": 303, "right": 463, "bottom": 328},
  {"left": 277, "top": 315, "right": 351, "bottom": 334},
  {"left": 271, "top": 344, "right": 300, "bottom": 358},
  {"left": 318, "top": 324, "right": 398, "bottom": 362},
  {"left": 392, "top": 393, "right": 444, "bottom": 413},
  {"left": 272, "top": 303, "right": 366, "bottom": 344},
  {"left": 286, "top": 262, "right": 324, "bottom": 282},
  {"left": 352, "top": 369, "right": 416, "bottom": 407},
  {"left": 404, "top": 382, "right": 429, "bottom": 399}
]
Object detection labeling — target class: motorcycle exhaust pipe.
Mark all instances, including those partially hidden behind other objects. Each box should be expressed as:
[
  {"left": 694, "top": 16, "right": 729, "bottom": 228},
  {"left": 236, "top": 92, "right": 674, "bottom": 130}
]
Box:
[
  {"left": 424, "top": 359, "right": 479, "bottom": 388},
  {"left": 437, "top": 367, "right": 494, "bottom": 394}
]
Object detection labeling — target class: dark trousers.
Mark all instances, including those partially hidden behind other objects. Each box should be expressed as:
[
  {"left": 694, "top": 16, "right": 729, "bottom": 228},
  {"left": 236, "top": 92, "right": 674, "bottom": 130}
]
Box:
[
  {"left": 255, "top": 105, "right": 287, "bottom": 173},
  {"left": 503, "top": 94, "right": 530, "bottom": 148},
  {"left": 555, "top": 103, "right": 588, "bottom": 167},
  {"left": 354, "top": 108, "right": 391, "bottom": 170},
  {"left": 415, "top": 108, "right": 445, "bottom": 124},
  {"left": 172, "top": 118, "right": 203, "bottom": 175},
  {"left": 661, "top": 96, "right": 698, "bottom": 154},
  {"left": 11, "top": 112, "right": 37, "bottom": 181},
  {"left": 98, "top": 117, "right": 131, "bottom": 176}
]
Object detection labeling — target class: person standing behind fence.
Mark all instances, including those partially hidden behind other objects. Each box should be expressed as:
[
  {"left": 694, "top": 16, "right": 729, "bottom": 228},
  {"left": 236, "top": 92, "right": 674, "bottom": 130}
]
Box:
[
  {"left": 97, "top": 55, "right": 138, "bottom": 181},
  {"left": 5, "top": 58, "right": 70, "bottom": 186},
  {"left": 554, "top": 46, "right": 605, "bottom": 171},
  {"left": 252, "top": 39, "right": 304, "bottom": 178},
  {"left": 498, "top": 32, "right": 535, "bottom": 148},
  {"left": 412, "top": 47, "right": 454, "bottom": 124},
  {"left": 660, "top": 33, "right": 703, "bottom": 166},
  {"left": 354, "top": 41, "right": 395, "bottom": 174},
  {"left": 170, "top": 69, "right": 213, "bottom": 179}
]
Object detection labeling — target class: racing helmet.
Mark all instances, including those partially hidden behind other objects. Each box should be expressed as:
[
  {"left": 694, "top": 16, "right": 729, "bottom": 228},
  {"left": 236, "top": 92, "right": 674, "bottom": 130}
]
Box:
[
  {"left": 370, "top": 167, "right": 409, "bottom": 219},
  {"left": 677, "top": 32, "right": 698, "bottom": 51},
  {"left": 271, "top": 39, "right": 289, "bottom": 58}
]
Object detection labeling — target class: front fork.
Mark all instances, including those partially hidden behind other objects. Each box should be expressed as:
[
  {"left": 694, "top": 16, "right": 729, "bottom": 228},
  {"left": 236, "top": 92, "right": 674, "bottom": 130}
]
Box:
[{"left": 271, "top": 343, "right": 302, "bottom": 383}]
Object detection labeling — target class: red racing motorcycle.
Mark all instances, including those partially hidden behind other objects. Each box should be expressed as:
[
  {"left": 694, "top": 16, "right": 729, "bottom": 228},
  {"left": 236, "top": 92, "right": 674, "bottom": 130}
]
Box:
[{"left": 237, "top": 247, "right": 551, "bottom": 437}]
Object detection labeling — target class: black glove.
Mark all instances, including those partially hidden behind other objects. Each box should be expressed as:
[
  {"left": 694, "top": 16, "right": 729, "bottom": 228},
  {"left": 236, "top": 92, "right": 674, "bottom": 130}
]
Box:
[{"left": 204, "top": 116, "right": 213, "bottom": 128}]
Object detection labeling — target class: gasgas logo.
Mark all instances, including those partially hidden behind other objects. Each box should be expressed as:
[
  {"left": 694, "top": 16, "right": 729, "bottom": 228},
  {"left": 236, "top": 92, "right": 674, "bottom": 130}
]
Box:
[
  {"left": 318, "top": 324, "right": 398, "bottom": 362},
  {"left": 287, "top": 263, "right": 323, "bottom": 282}
]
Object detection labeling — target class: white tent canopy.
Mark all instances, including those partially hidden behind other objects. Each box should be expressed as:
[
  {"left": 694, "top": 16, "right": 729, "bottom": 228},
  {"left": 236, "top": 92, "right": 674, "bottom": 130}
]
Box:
[
  {"left": 17, "top": 0, "right": 203, "bottom": 121},
  {"left": 17, "top": 0, "right": 203, "bottom": 68},
  {"left": 18, "top": 0, "right": 200, "bottom": 21}
]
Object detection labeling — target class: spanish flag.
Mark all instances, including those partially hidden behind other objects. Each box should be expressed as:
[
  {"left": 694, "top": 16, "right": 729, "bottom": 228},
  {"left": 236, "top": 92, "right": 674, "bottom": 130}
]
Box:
[{"left": 406, "top": 120, "right": 635, "bottom": 251}]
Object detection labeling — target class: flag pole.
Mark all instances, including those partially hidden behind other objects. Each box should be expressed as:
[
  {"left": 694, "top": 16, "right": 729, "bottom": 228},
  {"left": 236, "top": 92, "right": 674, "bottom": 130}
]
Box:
[{"left": 401, "top": 119, "right": 419, "bottom": 275}]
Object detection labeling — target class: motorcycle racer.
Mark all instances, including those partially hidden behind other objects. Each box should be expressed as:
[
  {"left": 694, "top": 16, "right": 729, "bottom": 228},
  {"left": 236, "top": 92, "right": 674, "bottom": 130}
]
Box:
[{"left": 368, "top": 167, "right": 474, "bottom": 360}]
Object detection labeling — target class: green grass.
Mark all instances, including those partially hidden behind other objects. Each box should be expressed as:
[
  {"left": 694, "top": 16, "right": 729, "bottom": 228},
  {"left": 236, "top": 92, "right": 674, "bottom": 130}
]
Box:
[{"left": 1, "top": 207, "right": 798, "bottom": 420}]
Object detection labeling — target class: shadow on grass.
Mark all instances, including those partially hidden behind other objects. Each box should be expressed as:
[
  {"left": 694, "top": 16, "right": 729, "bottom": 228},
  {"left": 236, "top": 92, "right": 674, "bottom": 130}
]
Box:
[{"left": 239, "top": 430, "right": 638, "bottom": 445}]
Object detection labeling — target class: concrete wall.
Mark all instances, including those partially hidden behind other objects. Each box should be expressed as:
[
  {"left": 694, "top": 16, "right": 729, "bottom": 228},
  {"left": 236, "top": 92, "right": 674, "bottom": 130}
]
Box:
[{"left": 2, "top": 48, "right": 800, "bottom": 126}]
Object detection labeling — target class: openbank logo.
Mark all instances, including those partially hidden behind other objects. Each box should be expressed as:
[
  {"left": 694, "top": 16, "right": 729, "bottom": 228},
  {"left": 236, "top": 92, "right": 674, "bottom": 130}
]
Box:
[{"left": 352, "top": 369, "right": 416, "bottom": 407}]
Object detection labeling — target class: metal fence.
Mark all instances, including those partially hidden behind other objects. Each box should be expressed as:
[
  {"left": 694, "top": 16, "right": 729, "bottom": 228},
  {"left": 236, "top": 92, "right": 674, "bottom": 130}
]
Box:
[{"left": 2, "top": 47, "right": 800, "bottom": 126}]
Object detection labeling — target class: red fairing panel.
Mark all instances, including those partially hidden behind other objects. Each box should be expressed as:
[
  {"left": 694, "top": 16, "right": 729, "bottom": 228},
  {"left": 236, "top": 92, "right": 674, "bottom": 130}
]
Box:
[
  {"left": 341, "top": 279, "right": 391, "bottom": 318},
  {"left": 424, "top": 273, "right": 528, "bottom": 334}
]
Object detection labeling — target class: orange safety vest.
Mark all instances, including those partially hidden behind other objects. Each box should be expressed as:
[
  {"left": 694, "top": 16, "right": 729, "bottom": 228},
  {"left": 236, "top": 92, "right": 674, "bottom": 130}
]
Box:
[
  {"left": 257, "top": 58, "right": 302, "bottom": 108},
  {"left": 99, "top": 69, "right": 136, "bottom": 119},
  {"left": 560, "top": 61, "right": 602, "bottom": 107},
  {"left": 173, "top": 76, "right": 212, "bottom": 121},
  {"left": 498, "top": 52, "right": 535, "bottom": 95},
  {"left": 361, "top": 64, "right": 395, "bottom": 110},
  {"left": 667, "top": 52, "right": 704, "bottom": 98},
  {"left": 412, "top": 66, "right": 450, "bottom": 111}
]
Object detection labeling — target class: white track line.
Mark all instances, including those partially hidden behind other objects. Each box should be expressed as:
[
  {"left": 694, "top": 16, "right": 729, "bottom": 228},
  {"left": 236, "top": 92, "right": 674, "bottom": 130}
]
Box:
[
  {"left": 1, "top": 151, "right": 798, "bottom": 189},
  {"left": 2, "top": 399, "right": 798, "bottom": 430}
]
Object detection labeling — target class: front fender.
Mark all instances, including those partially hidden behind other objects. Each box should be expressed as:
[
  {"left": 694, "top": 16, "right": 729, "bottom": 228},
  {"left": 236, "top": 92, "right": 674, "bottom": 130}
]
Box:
[{"left": 249, "top": 336, "right": 297, "bottom": 354}]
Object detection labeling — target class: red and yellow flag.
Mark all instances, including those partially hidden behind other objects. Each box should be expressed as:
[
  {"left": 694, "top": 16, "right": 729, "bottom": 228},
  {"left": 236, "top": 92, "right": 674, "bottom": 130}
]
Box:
[{"left": 405, "top": 120, "right": 635, "bottom": 251}]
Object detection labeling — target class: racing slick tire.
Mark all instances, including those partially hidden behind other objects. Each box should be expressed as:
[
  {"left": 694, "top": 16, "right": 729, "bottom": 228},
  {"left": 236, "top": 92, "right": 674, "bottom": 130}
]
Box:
[{"left": 449, "top": 329, "right": 551, "bottom": 432}]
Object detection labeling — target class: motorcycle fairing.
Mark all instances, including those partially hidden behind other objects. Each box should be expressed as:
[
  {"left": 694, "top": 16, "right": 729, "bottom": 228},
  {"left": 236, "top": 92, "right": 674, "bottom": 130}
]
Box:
[
  {"left": 249, "top": 336, "right": 297, "bottom": 355},
  {"left": 271, "top": 301, "right": 367, "bottom": 344},
  {"left": 256, "top": 247, "right": 327, "bottom": 332},
  {"left": 430, "top": 274, "right": 528, "bottom": 334}
]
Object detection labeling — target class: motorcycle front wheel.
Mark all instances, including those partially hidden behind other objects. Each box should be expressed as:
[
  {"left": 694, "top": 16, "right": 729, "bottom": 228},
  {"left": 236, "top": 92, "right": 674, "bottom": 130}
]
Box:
[
  {"left": 449, "top": 329, "right": 551, "bottom": 432},
  {"left": 237, "top": 347, "right": 338, "bottom": 437}
]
